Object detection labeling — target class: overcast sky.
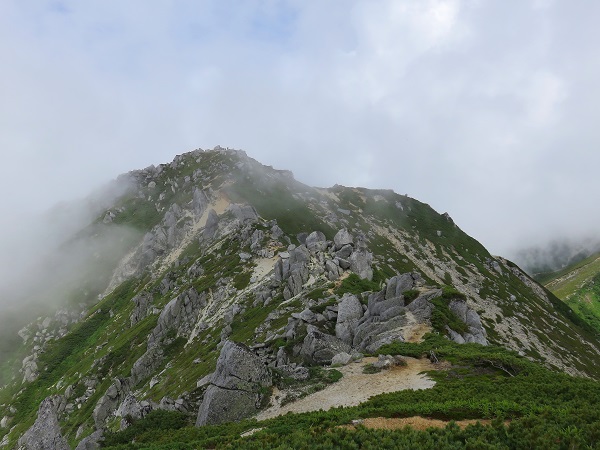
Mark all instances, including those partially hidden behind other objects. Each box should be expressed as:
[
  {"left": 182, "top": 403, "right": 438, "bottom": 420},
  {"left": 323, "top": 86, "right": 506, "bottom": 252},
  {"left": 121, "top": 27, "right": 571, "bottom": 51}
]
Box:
[{"left": 0, "top": 0, "right": 599, "bottom": 258}]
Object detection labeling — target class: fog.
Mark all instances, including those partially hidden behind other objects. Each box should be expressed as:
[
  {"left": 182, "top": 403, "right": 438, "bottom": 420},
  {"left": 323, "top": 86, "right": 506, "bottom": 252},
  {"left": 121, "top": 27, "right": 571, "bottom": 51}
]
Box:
[
  {"left": 0, "top": 177, "right": 138, "bottom": 353},
  {"left": 1, "top": 1, "right": 600, "bottom": 282}
]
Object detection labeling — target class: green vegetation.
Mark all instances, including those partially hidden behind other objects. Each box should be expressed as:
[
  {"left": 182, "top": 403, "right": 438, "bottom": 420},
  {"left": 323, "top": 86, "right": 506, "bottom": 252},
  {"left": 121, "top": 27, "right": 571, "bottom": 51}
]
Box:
[
  {"left": 362, "top": 363, "right": 382, "bottom": 374},
  {"left": 101, "top": 335, "right": 600, "bottom": 449},
  {"left": 429, "top": 289, "right": 469, "bottom": 335},
  {"left": 403, "top": 289, "right": 419, "bottom": 303},
  {"left": 335, "top": 273, "right": 380, "bottom": 296}
]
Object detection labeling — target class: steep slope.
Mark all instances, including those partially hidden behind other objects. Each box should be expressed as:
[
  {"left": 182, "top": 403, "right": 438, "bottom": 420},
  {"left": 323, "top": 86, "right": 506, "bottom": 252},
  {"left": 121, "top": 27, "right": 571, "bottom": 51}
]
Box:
[
  {"left": 1, "top": 147, "right": 599, "bottom": 448},
  {"left": 544, "top": 251, "right": 600, "bottom": 333}
]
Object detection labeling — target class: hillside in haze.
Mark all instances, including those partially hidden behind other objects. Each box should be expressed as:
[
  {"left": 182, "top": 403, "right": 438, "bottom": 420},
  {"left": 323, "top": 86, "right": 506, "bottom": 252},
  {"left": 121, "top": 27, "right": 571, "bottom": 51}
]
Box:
[{"left": 1, "top": 148, "right": 600, "bottom": 449}]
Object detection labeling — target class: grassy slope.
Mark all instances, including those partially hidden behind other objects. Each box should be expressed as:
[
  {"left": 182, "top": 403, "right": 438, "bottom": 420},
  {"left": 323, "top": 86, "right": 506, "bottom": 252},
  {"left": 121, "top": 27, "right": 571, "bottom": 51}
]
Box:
[{"left": 544, "top": 251, "right": 600, "bottom": 334}]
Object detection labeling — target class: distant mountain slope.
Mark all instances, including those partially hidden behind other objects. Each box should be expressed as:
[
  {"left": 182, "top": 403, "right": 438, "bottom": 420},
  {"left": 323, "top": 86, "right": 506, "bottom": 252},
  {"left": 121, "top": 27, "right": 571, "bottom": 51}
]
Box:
[
  {"left": 544, "top": 251, "right": 600, "bottom": 333},
  {"left": 1, "top": 147, "right": 599, "bottom": 448}
]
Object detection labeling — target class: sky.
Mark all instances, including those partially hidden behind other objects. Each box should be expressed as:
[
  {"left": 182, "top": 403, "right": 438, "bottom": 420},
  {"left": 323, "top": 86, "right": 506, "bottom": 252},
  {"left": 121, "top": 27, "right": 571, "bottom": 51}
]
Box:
[{"left": 0, "top": 0, "right": 599, "bottom": 259}]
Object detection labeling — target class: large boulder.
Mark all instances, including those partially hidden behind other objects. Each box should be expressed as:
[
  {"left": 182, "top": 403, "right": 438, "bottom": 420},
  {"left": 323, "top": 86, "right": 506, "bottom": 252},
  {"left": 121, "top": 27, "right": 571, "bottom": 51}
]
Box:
[
  {"left": 18, "top": 396, "right": 69, "bottom": 450},
  {"left": 349, "top": 237, "right": 373, "bottom": 280},
  {"left": 75, "top": 430, "right": 103, "bottom": 450},
  {"left": 448, "top": 299, "right": 488, "bottom": 345},
  {"left": 300, "top": 328, "right": 352, "bottom": 365},
  {"left": 305, "top": 231, "right": 328, "bottom": 252},
  {"left": 385, "top": 274, "right": 415, "bottom": 299},
  {"left": 334, "top": 229, "right": 354, "bottom": 250},
  {"left": 335, "top": 294, "right": 364, "bottom": 345},
  {"left": 196, "top": 341, "right": 272, "bottom": 426}
]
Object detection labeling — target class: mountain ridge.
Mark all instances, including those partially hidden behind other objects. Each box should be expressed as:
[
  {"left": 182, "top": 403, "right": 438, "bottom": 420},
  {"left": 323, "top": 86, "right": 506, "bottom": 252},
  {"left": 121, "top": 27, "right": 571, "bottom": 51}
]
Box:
[{"left": 1, "top": 146, "right": 599, "bottom": 448}]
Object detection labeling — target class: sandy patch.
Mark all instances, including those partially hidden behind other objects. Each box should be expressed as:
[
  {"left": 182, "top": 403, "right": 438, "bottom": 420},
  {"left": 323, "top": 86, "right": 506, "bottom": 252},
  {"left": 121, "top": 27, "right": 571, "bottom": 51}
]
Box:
[
  {"left": 253, "top": 257, "right": 277, "bottom": 281},
  {"left": 256, "top": 357, "right": 436, "bottom": 421},
  {"left": 340, "top": 416, "right": 503, "bottom": 431}
]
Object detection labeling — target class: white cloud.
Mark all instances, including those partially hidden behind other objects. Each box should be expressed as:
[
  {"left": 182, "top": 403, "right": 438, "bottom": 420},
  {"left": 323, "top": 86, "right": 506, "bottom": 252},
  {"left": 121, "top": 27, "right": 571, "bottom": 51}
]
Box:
[{"left": 0, "top": 0, "right": 599, "bottom": 261}]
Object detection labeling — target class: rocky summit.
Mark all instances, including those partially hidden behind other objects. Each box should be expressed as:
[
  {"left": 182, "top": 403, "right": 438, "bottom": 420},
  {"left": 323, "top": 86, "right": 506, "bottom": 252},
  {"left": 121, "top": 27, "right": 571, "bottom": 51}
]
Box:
[{"left": 1, "top": 147, "right": 600, "bottom": 449}]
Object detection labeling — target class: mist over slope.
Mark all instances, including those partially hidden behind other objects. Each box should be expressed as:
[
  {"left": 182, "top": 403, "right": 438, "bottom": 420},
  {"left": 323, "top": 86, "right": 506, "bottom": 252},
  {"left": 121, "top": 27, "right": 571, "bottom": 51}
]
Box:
[{"left": 1, "top": 147, "right": 599, "bottom": 449}]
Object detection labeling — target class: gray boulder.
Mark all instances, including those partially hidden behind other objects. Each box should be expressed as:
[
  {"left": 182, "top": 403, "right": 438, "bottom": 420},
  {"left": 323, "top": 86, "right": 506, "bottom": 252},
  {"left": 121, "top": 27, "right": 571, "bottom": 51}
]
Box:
[
  {"left": 300, "top": 329, "right": 352, "bottom": 365},
  {"left": 334, "top": 229, "right": 354, "bottom": 250},
  {"left": 196, "top": 341, "right": 272, "bottom": 426},
  {"left": 192, "top": 188, "right": 209, "bottom": 217},
  {"left": 335, "top": 294, "right": 364, "bottom": 345},
  {"left": 93, "top": 378, "right": 131, "bottom": 427},
  {"left": 448, "top": 299, "right": 488, "bottom": 345},
  {"left": 148, "top": 288, "right": 206, "bottom": 346},
  {"left": 305, "top": 231, "right": 328, "bottom": 252},
  {"left": 385, "top": 274, "right": 415, "bottom": 299},
  {"left": 18, "top": 396, "right": 69, "bottom": 450},
  {"left": 335, "top": 244, "right": 353, "bottom": 259},
  {"left": 349, "top": 238, "right": 373, "bottom": 280},
  {"left": 75, "top": 430, "right": 103, "bottom": 450},
  {"left": 202, "top": 209, "right": 219, "bottom": 240},
  {"left": 331, "top": 352, "right": 353, "bottom": 366},
  {"left": 130, "top": 291, "right": 154, "bottom": 327}
]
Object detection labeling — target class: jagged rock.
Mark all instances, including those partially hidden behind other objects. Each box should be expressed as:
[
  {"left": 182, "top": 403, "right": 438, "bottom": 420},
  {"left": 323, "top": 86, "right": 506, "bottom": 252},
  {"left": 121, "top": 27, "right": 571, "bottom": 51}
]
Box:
[
  {"left": 406, "top": 291, "right": 439, "bottom": 322},
  {"left": 293, "top": 308, "right": 318, "bottom": 324},
  {"left": 187, "top": 261, "right": 204, "bottom": 278},
  {"left": 337, "top": 257, "right": 351, "bottom": 270},
  {"left": 349, "top": 238, "right": 373, "bottom": 280},
  {"left": 331, "top": 352, "right": 352, "bottom": 366},
  {"left": 22, "top": 354, "right": 38, "bottom": 383},
  {"left": 228, "top": 204, "right": 259, "bottom": 222},
  {"left": 202, "top": 209, "right": 219, "bottom": 241},
  {"left": 334, "top": 229, "right": 353, "bottom": 250},
  {"left": 385, "top": 274, "right": 415, "bottom": 299},
  {"left": 130, "top": 345, "right": 164, "bottom": 385},
  {"left": 448, "top": 299, "right": 488, "bottom": 345},
  {"left": 93, "top": 378, "right": 131, "bottom": 427},
  {"left": 276, "top": 347, "right": 288, "bottom": 367},
  {"left": 271, "top": 224, "right": 284, "bottom": 239},
  {"left": 335, "top": 294, "right": 364, "bottom": 345},
  {"left": 130, "top": 291, "right": 154, "bottom": 327},
  {"left": 300, "top": 329, "right": 352, "bottom": 365},
  {"left": 196, "top": 341, "right": 272, "bottom": 426},
  {"left": 335, "top": 244, "right": 353, "bottom": 259},
  {"left": 197, "top": 373, "right": 213, "bottom": 388},
  {"left": 192, "top": 188, "right": 209, "bottom": 217},
  {"left": 277, "top": 365, "right": 310, "bottom": 380},
  {"left": 250, "top": 229, "right": 264, "bottom": 252},
  {"left": 75, "top": 430, "right": 103, "bottom": 450},
  {"left": 116, "top": 394, "right": 153, "bottom": 430},
  {"left": 282, "top": 245, "right": 310, "bottom": 299},
  {"left": 447, "top": 327, "right": 466, "bottom": 344},
  {"left": 325, "top": 259, "right": 341, "bottom": 280},
  {"left": 18, "top": 396, "right": 69, "bottom": 450},
  {"left": 148, "top": 288, "right": 206, "bottom": 346},
  {"left": 305, "top": 231, "right": 328, "bottom": 252}
]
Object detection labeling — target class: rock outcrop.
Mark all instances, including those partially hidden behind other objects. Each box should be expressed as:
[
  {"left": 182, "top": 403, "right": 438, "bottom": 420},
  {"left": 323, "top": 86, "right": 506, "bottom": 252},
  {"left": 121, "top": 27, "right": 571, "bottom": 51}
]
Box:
[
  {"left": 196, "top": 341, "right": 272, "bottom": 426},
  {"left": 18, "top": 396, "right": 69, "bottom": 450},
  {"left": 300, "top": 327, "right": 352, "bottom": 365}
]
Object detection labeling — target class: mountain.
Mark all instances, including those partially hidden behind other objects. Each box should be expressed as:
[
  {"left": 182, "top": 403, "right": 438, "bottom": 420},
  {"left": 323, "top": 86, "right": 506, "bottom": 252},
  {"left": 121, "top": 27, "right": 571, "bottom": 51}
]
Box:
[
  {"left": 543, "top": 250, "right": 600, "bottom": 334},
  {"left": 1, "top": 147, "right": 600, "bottom": 449}
]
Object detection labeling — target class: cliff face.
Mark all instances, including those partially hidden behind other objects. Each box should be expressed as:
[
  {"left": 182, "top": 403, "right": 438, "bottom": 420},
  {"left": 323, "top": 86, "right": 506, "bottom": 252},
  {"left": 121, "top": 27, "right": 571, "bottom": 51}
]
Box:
[{"left": 2, "top": 147, "right": 599, "bottom": 448}]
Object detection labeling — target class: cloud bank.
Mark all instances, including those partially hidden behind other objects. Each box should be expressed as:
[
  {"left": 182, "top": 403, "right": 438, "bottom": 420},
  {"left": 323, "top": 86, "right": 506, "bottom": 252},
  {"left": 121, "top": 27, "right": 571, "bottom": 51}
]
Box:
[{"left": 1, "top": 0, "right": 599, "bottom": 261}]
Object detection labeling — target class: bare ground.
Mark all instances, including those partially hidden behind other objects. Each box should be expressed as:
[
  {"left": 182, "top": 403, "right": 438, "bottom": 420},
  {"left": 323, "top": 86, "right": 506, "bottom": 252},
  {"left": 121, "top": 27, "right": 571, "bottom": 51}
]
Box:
[
  {"left": 256, "top": 357, "right": 437, "bottom": 421},
  {"left": 340, "top": 416, "right": 503, "bottom": 431}
]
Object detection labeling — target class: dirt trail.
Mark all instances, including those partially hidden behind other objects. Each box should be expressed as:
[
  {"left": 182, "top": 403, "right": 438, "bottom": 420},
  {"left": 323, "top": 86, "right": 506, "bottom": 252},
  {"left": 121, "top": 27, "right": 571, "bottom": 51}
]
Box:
[
  {"left": 256, "top": 357, "right": 436, "bottom": 421},
  {"left": 340, "top": 416, "right": 503, "bottom": 431}
]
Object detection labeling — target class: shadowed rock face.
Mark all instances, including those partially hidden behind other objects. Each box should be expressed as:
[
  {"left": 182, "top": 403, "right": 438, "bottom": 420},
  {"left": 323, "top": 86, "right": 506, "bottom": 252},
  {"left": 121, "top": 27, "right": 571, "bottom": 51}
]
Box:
[{"left": 196, "top": 341, "right": 272, "bottom": 426}]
